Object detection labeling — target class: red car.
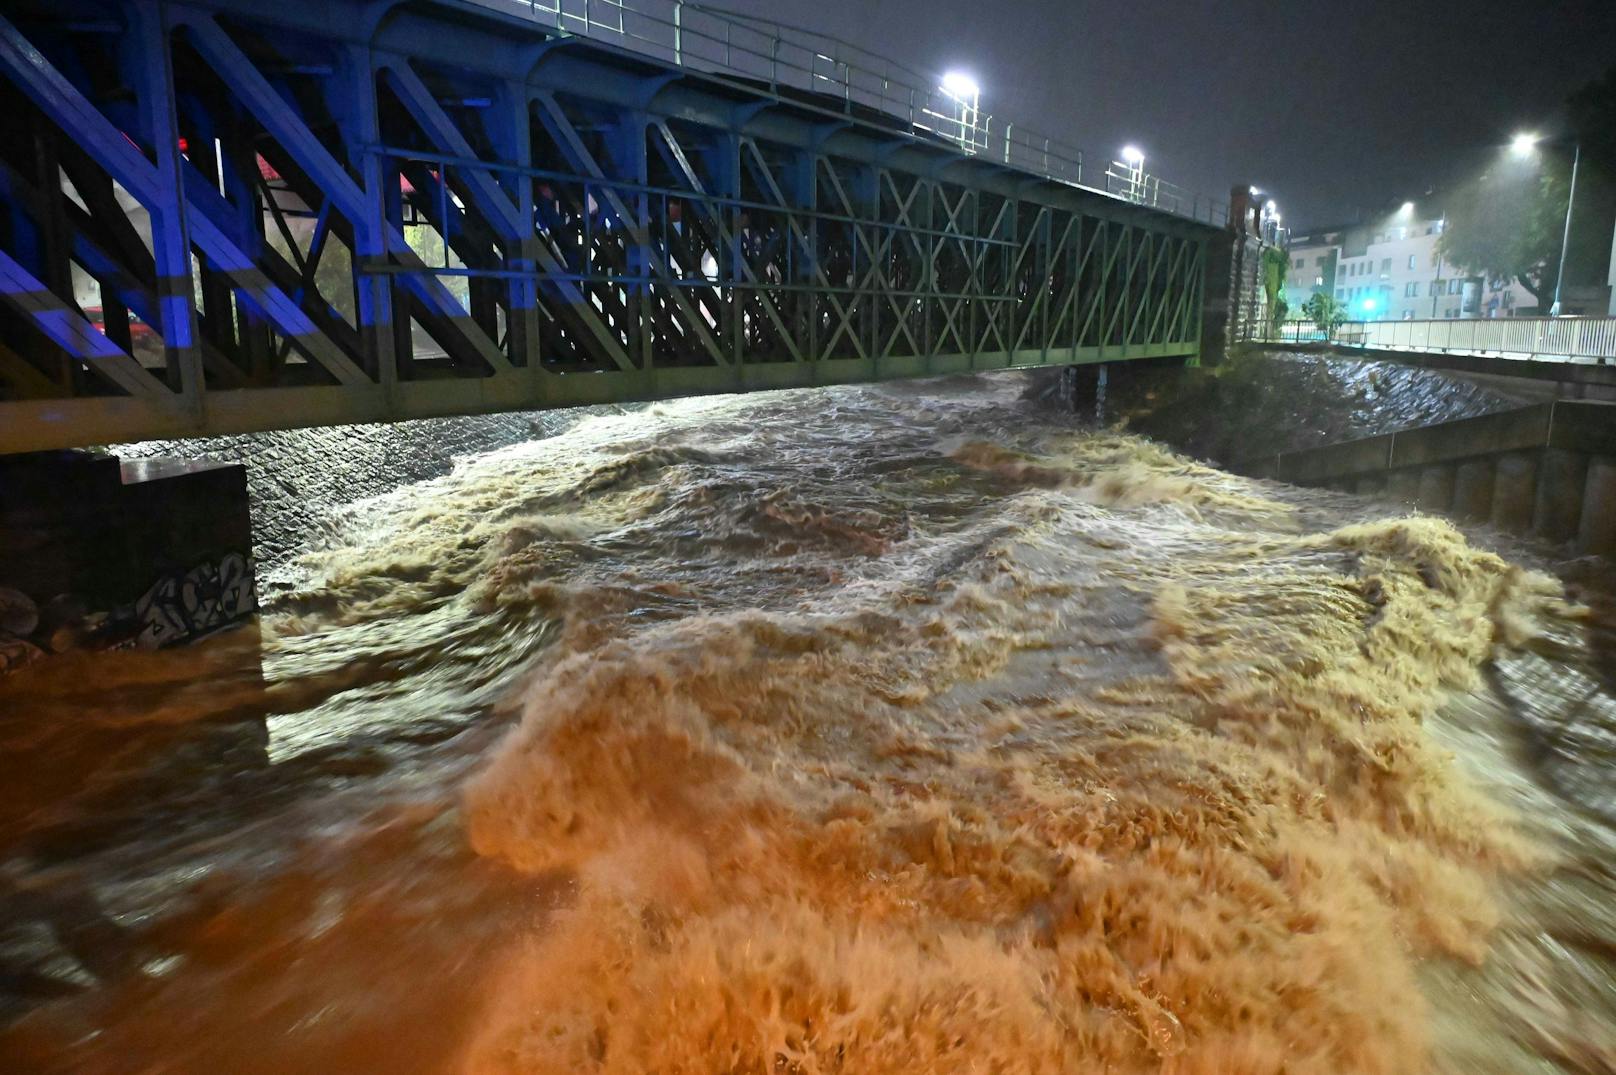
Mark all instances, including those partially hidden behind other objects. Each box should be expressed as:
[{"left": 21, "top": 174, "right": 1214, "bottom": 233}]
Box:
[{"left": 83, "top": 305, "right": 159, "bottom": 343}]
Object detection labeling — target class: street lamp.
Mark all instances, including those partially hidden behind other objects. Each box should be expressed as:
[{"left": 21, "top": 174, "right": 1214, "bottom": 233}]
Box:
[
  {"left": 1399, "top": 201, "right": 1414, "bottom": 215},
  {"left": 1552, "top": 142, "right": 1582, "bottom": 317},
  {"left": 940, "top": 71, "right": 981, "bottom": 152},
  {"left": 1509, "top": 130, "right": 1581, "bottom": 316},
  {"left": 1258, "top": 198, "right": 1281, "bottom": 244},
  {"left": 1510, "top": 131, "right": 1540, "bottom": 157},
  {"left": 1121, "top": 145, "right": 1144, "bottom": 203}
]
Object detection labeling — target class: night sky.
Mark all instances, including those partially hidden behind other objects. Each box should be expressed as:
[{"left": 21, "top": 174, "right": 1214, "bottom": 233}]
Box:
[{"left": 729, "top": 0, "right": 1616, "bottom": 230}]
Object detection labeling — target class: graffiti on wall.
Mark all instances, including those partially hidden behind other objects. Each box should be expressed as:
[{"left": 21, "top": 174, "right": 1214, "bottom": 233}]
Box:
[{"left": 133, "top": 552, "right": 257, "bottom": 648}]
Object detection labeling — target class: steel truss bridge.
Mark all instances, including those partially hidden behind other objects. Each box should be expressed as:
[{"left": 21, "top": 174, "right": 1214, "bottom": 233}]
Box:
[{"left": 0, "top": 0, "right": 1215, "bottom": 453}]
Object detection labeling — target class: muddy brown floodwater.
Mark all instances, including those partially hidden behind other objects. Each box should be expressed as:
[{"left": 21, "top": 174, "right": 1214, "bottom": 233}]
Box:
[{"left": 0, "top": 372, "right": 1612, "bottom": 1073}]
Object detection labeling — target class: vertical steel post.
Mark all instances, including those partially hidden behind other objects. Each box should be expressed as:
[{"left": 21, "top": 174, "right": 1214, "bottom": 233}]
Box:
[
  {"left": 1550, "top": 141, "right": 1580, "bottom": 317},
  {"left": 492, "top": 80, "right": 542, "bottom": 373},
  {"left": 336, "top": 43, "right": 396, "bottom": 388},
  {"left": 128, "top": 3, "right": 202, "bottom": 404}
]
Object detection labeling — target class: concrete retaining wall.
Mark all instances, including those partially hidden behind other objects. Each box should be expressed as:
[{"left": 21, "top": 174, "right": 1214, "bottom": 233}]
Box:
[
  {"left": 0, "top": 452, "right": 256, "bottom": 666},
  {"left": 1244, "top": 399, "right": 1616, "bottom": 556}
]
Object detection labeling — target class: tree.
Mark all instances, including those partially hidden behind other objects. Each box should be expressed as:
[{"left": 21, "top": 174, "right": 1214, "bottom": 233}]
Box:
[
  {"left": 1438, "top": 163, "right": 1567, "bottom": 309},
  {"left": 1438, "top": 65, "right": 1616, "bottom": 311},
  {"left": 1301, "top": 292, "right": 1347, "bottom": 335},
  {"left": 1261, "top": 246, "right": 1289, "bottom": 332}
]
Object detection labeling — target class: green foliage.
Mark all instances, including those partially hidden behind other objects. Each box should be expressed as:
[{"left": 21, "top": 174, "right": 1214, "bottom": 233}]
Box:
[
  {"left": 1260, "top": 246, "right": 1289, "bottom": 332},
  {"left": 1301, "top": 292, "right": 1347, "bottom": 334},
  {"left": 1438, "top": 160, "right": 1568, "bottom": 305}
]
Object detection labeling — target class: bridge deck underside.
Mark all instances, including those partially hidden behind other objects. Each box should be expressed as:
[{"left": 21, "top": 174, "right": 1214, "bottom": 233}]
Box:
[{"left": 0, "top": 0, "right": 1209, "bottom": 452}]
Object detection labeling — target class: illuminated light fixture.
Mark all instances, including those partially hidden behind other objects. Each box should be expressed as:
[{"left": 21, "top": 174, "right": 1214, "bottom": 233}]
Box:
[
  {"left": 1361, "top": 297, "right": 1376, "bottom": 312},
  {"left": 1510, "top": 131, "right": 1540, "bottom": 157},
  {"left": 940, "top": 71, "right": 980, "bottom": 101},
  {"left": 1264, "top": 199, "right": 1277, "bottom": 213},
  {"left": 1121, "top": 145, "right": 1145, "bottom": 164},
  {"left": 1399, "top": 201, "right": 1415, "bottom": 214},
  {"left": 1250, "top": 186, "right": 1263, "bottom": 196}
]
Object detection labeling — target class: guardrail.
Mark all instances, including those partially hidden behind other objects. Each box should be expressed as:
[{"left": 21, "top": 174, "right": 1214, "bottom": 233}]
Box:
[
  {"left": 467, "top": 0, "right": 1228, "bottom": 226},
  {"left": 1256, "top": 317, "right": 1616, "bottom": 364}
]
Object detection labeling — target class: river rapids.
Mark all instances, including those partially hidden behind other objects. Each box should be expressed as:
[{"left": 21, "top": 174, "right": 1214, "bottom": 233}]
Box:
[{"left": 1, "top": 372, "right": 1612, "bottom": 1073}]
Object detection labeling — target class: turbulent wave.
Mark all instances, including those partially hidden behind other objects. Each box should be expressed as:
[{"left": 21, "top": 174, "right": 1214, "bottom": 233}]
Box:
[
  {"left": 5, "top": 375, "right": 1607, "bottom": 1075},
  {"left": 452, "top": 414, "right": 1561, "bottom": 1074}
]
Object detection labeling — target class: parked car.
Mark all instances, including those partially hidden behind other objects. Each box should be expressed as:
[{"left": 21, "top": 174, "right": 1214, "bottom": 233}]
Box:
[{"left": 83, "top": 305, "right": 158, "bottom": 343}]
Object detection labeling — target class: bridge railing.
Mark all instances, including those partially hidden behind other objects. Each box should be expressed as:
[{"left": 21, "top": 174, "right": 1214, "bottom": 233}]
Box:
[
  {"left": 474, "top": 0, "right": 1228, "bottom": 227},
  {"left": 1256, "top": 316, "right": 1616, "bottom": 364}
]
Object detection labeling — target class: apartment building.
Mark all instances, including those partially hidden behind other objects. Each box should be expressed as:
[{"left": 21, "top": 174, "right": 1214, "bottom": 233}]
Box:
[
  {"left": 1280, "top": 230, "right": 1341, "bottom": 313},
  {"left": 1282, "top": 212, "right": 1538, "bottom": 321}
]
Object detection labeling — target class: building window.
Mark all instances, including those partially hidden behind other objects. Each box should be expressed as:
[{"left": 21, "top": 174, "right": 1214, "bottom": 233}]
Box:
[
  {"left": 1428, "top": 281, "right": 1440, "bottom": 296},
  {"left": 1407, "top": 255, "right": 1416, "bottom": 269},
  {"left": 1294, "top": 257, "right": 1303, "bottom": 269},
  {"left": 1381, "top": 258, "right": 1392, "bottom": 273},
  {"left": 1336, "top": 288, "right": 1345, "bottom": 300},
  {"left": 1448, "top": 279, "right": 1462, "bottom": 295},
  {"left": 1315, "top": 255, "right": 1327, "bottom": 266},
  {"left": 1404, "top": 282, "right": 1418, "bottom": 297},
  {"left": 1314, "top": 275, "right": 1324, "bottom": 287}
]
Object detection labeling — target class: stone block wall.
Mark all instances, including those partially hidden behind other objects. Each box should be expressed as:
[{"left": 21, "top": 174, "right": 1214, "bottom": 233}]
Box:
[{"left": 1201, "top": 185, "right": 1269, "bottom": 364}]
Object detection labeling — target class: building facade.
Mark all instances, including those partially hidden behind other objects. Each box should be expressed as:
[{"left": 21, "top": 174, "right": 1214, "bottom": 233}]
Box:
[{"left": 1282, "top": 212, "right": 1539, "bottom": 322}]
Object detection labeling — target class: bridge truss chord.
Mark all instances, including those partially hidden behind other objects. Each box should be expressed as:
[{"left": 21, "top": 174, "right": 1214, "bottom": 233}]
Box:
[{"left": 0, "top": 0, "right": 1212, "bottom": 452}]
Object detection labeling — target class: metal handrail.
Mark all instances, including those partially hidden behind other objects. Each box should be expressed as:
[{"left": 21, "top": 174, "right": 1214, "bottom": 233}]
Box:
[
  {"left": 1255, "top": 316, "right": 1616, "bottom": 364},
  {"left": 467, "top": 0, "right": 1228, "bottom": 226}
]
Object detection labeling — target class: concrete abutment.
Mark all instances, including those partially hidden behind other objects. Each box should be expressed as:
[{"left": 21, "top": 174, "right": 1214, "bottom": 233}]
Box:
[
  {"left": 0, "top": 451, "right": 257, "bottom": 668},
  {"left": 1254, "top": 400, "right": 1616, "bottom": 558}
]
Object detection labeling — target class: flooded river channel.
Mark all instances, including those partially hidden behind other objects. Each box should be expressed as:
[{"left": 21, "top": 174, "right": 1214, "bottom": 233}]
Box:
[{"left": 1, "top": 370, "right": 1612, "bottom": 1073}]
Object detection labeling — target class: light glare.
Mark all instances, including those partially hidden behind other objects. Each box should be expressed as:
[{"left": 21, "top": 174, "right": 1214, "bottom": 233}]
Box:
[{"left": 941, "top": 71, "right": 980, "bottom": 100}]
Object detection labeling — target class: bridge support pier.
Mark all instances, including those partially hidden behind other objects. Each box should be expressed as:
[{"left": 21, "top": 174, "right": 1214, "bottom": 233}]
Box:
[
  {"left": 1534, "top": 449, "right": 1589, "bottom": 544},
  {"left": 1416, "top": 464, "right": 1456, "bottom": 514},
  {"left": 0, "top": 451, "right": 256, "bottom": 667},
  {"left": 1491, "top": 453, "right": 1539, "bottom": 533},
  {"left": 1386, "top": 468, "right": 1421, "bottom": 505},
  {"left": 1354, "top": 474, "right": 1387, "bottom": 497},
  {"left": 1580, "top": 457, "right": 1616, "bottom": 557},
  {"left": 1452, "top": 459, "right": 1495, "bottom": 521}
]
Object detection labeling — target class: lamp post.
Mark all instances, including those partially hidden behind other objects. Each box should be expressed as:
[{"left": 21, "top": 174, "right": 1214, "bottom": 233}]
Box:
[
  {"left": 1261, "top": 199, "right": 1279, "bottom": 244},
  {"left": 940, "top": 71, "right": 981, "bottom": 154},
  {"left": 1512, "top": 131, "right": 1582, "bottom": 317},
  {"left": 1121, "top": 145, "right": 1144, "bottom": 203},
  {"left": 1551, "top": 141, "right": 1581, "bottom": 316}
]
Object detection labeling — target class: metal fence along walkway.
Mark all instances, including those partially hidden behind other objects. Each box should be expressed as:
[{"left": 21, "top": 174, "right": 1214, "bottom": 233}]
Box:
[
  {"left": 1259, "top": 317, "right": 1616, "bottom": 365},
  {"left": 0, "top": 0, "right": 1215, "bottom": 453},
  {"left": 468, "top": 0, "right": 1230, "bottom": 226}
]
